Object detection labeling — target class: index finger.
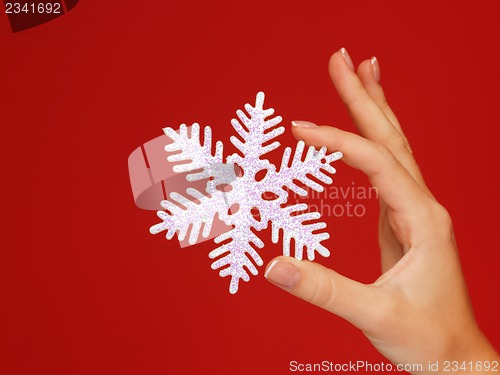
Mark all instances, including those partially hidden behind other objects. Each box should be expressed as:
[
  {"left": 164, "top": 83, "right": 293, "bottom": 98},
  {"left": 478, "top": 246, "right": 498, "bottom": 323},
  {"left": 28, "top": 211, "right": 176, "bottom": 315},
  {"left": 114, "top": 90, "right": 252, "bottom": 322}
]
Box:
[{"left": 292, "top": 123, "right": 434, "bottom": 221}]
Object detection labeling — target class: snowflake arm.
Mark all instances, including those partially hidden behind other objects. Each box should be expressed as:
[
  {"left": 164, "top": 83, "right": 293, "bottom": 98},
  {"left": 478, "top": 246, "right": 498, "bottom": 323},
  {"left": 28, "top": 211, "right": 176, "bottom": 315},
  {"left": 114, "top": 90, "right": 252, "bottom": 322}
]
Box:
[
  {"left": 272, "top": 141, "right": 343, "bottom": 197},
  {"left": 209, "top": 227, "right": 264, "bottom": 294},
  {"left": 270, "top": 203, "right": 330, "bottom": 261},
  {"left": 229, "top": 92, "right": 284, "bottom": 166},
  {"left": 150, "top": 188, "right": 229, "bottom": 245},
  {"left": 163, "top": 123, "right": 223, "bottom": 181}
]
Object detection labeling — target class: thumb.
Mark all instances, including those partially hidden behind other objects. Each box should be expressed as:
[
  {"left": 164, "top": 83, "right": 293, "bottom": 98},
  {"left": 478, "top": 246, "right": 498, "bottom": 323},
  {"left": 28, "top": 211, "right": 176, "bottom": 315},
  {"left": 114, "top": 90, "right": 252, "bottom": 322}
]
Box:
[{"left": 265, "top": 256, "right": 383, "bottom": 331}]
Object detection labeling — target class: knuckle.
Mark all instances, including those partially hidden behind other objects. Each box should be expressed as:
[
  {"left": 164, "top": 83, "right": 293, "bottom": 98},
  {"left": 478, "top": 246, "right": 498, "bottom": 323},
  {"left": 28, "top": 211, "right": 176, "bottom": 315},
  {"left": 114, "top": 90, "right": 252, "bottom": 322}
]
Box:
[
  {"left": 380, "top": 97, "right": 390, "bottom": 109},
  {"left": 403, "top": 139, "right": 413, "bottom": 154},
  {"left": 387, "top": 134, "right": 409, "bottom": 153},
  {"left": 432, "top": 203, "right": 454, "bottom": 233},
  {"left": 308, "top": 271, "right": 337, "bottom": 310},
  {"left": 375, "top": 143, "right": 392, "bottom": 158},
  {"left": 377, "top": 144, "right": 397, "bottom": 166},
  {"left": 418, "top": 201, "right": 455, "bottom": 240},
  {"left": 410, "top": 200, "right": 456, "bottom": 245},
  {"left": 342, "top": 89, "right": 361, "bottom": 108},
  {"left": 369, "top": 144, "right": 397, "bottom": 176}
]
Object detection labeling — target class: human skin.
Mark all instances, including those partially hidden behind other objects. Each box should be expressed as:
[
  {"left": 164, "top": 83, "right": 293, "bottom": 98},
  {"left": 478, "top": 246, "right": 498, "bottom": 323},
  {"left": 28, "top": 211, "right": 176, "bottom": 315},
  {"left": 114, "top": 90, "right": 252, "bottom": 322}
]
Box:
[{"left": 264, "top": 48, "right": 500, "bottom": 374}]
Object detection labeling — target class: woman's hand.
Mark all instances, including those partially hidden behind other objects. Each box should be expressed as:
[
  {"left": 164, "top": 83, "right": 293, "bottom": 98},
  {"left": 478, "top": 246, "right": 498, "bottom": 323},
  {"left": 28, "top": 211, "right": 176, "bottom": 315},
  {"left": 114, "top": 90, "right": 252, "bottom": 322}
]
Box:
[{"left": 264, "top": 48, "right": 499, "bottom": 373}]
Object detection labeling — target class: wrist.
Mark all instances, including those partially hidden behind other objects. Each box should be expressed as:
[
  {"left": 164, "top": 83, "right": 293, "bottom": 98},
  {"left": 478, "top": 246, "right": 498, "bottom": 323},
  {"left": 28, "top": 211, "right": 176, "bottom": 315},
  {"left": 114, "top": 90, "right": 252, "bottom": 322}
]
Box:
[{"left": 418, "top": 326, "right": 499, "bottom": 375}]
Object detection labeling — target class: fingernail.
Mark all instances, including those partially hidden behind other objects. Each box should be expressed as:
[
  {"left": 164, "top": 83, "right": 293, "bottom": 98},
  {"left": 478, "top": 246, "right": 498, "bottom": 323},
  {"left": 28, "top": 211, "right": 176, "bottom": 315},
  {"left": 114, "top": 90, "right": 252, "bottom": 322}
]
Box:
[
  {"left": 340, "top": 47, "right": 354, "bottom": 71},
  {"left": 265, "top": 260, "right": 300, "bottom": 288},
  {"left": 371, "top": 56, "right": 380, "bottom": 83},
  {"left": 291, "top": 120, "right": 317, "bottom": 128}
]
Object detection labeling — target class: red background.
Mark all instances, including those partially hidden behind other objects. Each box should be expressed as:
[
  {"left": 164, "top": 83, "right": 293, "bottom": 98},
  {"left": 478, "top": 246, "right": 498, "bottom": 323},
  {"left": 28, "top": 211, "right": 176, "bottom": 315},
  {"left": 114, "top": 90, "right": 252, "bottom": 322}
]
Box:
[{"left": 1, "top": 1, "right": 499, "bottom": 374}]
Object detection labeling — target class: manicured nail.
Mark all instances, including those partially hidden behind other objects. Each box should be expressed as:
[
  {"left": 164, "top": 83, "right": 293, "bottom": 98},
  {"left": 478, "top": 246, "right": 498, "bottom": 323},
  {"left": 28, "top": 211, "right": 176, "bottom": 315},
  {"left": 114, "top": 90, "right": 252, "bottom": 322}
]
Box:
[
  {"left": 291, "top": 120, "right": 317, "bottom": 128},
  {"left": 265, "top": 260, "right": 300, "bottom": 288},
  {"left": 371, "top": 56, "right": 380, "bottom": 83},
  {"left": 340, "top": 47, "right": 354, "bottom": 71}
]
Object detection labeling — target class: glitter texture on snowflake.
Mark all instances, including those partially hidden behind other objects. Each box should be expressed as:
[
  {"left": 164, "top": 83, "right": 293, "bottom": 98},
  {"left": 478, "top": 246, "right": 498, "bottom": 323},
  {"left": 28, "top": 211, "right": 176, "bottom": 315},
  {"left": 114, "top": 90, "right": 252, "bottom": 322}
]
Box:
[{"left": 150, "top": 92, "right": 342, "bottom": 294}]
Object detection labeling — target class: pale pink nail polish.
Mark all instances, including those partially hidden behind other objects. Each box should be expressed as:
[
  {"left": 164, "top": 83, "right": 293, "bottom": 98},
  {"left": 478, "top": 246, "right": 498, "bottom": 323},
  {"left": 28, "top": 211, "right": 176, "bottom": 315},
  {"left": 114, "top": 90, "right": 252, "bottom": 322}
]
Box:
[
  {"left": 291, "top": 120, "right": 318, "bottom": 128},
  {"left": 371, "top": 56, "right": 380, "bottom": 83},
  {"left": 340, "top": 47, "right": 354, "bottom": 71},
  {"left": 265, "top": 260, "right": 300, "bottom": 288}
]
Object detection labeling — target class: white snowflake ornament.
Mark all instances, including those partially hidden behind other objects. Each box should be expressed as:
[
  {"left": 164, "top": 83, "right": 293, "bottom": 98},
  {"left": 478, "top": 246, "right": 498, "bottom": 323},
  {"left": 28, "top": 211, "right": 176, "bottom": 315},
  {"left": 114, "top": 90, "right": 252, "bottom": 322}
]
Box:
[{"left": 150, "top": 92, "right": 343, "bottom": 294}]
